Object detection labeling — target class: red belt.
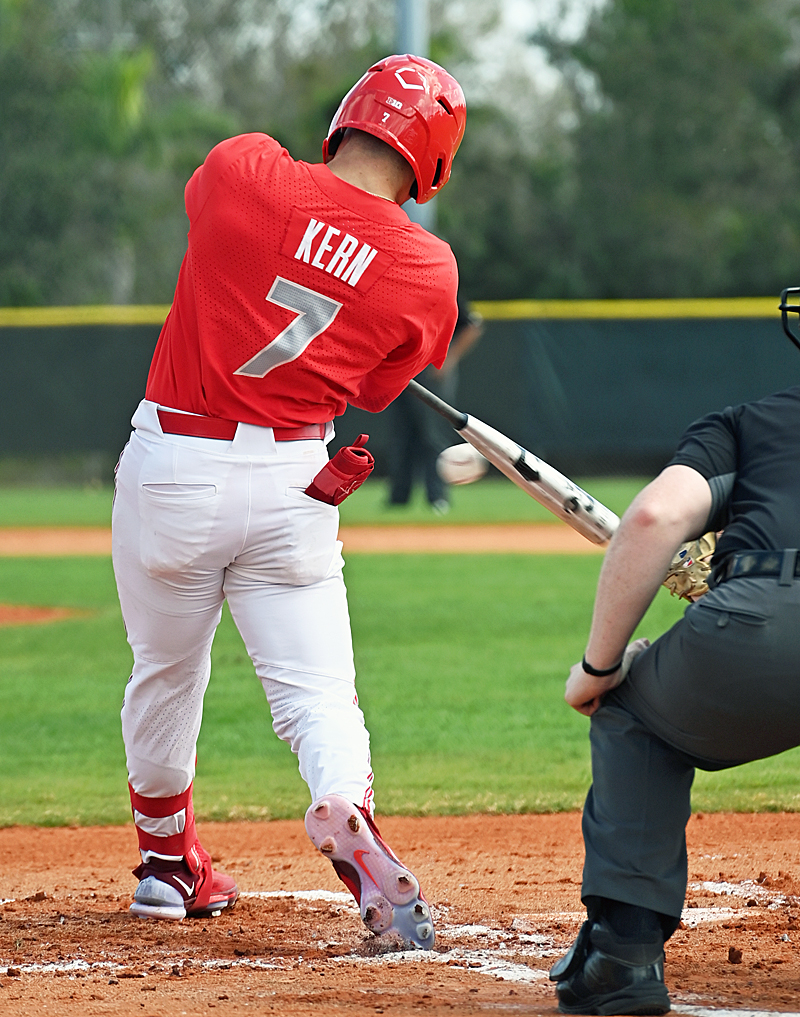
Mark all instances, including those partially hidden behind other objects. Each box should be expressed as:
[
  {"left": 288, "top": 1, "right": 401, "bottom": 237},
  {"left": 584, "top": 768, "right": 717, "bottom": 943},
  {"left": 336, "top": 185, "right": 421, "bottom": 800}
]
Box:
[{"left": 157, "top": 410, "right": 325, "bottom": 442}]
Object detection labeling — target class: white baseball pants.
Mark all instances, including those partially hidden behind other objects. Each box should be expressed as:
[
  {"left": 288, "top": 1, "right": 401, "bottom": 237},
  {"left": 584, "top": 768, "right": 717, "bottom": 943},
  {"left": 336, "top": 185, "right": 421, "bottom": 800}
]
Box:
[{"left": 112, "top": 400, "right": 374, "bottom": 814}]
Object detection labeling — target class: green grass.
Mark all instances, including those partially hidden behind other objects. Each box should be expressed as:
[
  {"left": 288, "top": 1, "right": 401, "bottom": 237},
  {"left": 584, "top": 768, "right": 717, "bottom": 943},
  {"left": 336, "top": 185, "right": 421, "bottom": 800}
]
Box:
[
  {"left": 0, "top": 485, "right": 114, "bottom": 527},
  {"left": 339, "top": 476, "right": 650, "bottom": 524},
  {"left": 0, "top": 547, "right": 797, "bottom": 826},
  {"left": 0, "top": 476, "right": 648, "bottom": 528},
  {"left": 0, "top": 558, "right": 131, "bottom": 825}
]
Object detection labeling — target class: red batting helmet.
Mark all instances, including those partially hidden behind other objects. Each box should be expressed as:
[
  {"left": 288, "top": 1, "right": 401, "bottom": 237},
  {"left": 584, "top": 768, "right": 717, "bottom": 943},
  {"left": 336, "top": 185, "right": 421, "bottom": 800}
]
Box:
[{"left": 323, "top": 54, "right": 466, "bottom": 204}]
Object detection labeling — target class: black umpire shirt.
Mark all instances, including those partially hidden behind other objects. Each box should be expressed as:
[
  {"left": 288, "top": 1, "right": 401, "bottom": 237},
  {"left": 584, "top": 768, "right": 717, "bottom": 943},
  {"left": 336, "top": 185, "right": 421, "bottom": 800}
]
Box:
[{"left": 667, "top": 385, "right": 800, "bottom": 561}]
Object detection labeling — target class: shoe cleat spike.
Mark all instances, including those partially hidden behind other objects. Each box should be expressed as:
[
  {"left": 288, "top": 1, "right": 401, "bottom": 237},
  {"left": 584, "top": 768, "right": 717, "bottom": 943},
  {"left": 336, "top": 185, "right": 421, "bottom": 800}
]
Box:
[
  {"left": 363, "top": 900, "right": 393, "bottom": 933},
  {"left": 395, "top": 872, "right": 419, "bottom": 899},
  {"left": 312, "top": 801, "right": 331, "bottom": 820}
]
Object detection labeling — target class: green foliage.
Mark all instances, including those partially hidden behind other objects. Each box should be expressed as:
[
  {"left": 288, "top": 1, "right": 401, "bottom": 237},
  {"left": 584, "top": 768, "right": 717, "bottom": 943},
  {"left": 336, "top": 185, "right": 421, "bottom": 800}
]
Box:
[
  {"left": 0, "top": 0, "right": 82, "bottom": 304},
  {"left": 8, "top": 0, "right": 800, "bottom": 305},
  {"left": 439, "top": 98, "right": 581, "bottom": 300},
  {"left": 531, "top": 0, "right": 800, "bottom": 298},
  {"left": 76, "top": 48, "right": 155, "bottom": 155},
  {"left": 257, "top": 41, "right": 389, "bottom": 162},
  {"left": 0, "top": 0, "right": 238, "bottom": 306}
]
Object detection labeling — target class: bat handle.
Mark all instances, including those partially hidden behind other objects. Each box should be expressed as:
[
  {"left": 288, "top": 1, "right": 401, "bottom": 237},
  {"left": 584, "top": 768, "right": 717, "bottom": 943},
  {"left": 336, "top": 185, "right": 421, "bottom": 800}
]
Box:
[{"left": 407, "top": 379, "right": 468, "bottom": 429}]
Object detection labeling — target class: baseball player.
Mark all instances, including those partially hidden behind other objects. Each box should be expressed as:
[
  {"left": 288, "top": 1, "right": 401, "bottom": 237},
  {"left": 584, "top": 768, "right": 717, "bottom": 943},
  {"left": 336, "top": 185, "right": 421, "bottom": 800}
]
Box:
[
  {"left": 111, "top": 54, "right": 466, "bottom": 949},
  {"left": 549, "top": 337, "right": 800, "bottom": 1011}
]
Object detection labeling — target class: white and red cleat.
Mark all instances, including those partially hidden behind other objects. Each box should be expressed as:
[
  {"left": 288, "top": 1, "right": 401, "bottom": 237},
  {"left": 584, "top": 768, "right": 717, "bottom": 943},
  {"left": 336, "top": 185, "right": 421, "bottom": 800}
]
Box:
[
  {"left": 130, "top": 842, "right": 238, "bottom": 920},
  {"left": 305, "top": 794, "right": 434, "bottom": 949}
]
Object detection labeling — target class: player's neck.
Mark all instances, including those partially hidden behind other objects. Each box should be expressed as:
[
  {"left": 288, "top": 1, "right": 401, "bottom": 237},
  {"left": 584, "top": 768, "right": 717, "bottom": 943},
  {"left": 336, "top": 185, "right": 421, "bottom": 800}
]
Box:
[
  {"left": 325, "top": 138, "right": 414, "bottom": 204},
  {"left": 326, "top": 161, "right": 403, "bottom": 203}
]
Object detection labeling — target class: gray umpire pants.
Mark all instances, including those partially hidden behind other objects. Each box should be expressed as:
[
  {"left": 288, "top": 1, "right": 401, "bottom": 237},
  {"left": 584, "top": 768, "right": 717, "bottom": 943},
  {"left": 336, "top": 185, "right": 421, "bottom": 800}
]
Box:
[{"left": 581, "top": 575, "right": 800, "bottom": 924}]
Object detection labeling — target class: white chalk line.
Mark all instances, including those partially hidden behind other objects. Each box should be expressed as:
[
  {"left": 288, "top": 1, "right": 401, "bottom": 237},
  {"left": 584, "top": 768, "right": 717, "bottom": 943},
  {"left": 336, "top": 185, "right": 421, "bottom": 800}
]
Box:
[
  {"left": 242, "top": 888, "right": 356, "bottom": 908},
  {"left": 0, "top": 882, "right": 797, "bottom": 1015},
  {"left": 674, "top": 1010, "right": 800, "bottom": 1017},
  {"left": 692, "top": 879, "right": 798, "bottom": 910}
]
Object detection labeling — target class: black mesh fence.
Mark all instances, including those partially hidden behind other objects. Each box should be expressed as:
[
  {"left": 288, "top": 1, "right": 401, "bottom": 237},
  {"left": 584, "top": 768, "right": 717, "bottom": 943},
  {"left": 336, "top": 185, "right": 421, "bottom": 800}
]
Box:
[{"left": 0, "top": 314, "right": 796, "bottom": 480}]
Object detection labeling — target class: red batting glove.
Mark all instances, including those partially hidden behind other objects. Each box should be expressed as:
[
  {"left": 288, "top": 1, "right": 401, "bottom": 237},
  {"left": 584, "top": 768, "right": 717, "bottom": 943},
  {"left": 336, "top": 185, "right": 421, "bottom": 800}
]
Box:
[{"left": 305, "top": 434, "right": 374, "bottom": 506}]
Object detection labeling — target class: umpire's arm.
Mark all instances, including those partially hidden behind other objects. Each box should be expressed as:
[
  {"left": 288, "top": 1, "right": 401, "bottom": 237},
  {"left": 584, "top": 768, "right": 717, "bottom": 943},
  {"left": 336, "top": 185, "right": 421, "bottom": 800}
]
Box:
[{"left": 565, "top": 465, "right": 712, "bottom": 716}]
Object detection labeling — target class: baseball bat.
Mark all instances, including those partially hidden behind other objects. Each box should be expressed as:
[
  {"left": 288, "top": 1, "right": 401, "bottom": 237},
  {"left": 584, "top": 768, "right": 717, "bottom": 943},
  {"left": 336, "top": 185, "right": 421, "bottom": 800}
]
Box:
[{"left": 407, "top": 379, "right": 620, "bottom": 546}]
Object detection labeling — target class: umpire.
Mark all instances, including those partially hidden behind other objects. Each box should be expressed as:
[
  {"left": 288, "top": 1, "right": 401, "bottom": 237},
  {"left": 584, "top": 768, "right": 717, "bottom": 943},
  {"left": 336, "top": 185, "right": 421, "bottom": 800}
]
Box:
[{"left": 549, "top": 333, "right": 800, "bottom": 1011}]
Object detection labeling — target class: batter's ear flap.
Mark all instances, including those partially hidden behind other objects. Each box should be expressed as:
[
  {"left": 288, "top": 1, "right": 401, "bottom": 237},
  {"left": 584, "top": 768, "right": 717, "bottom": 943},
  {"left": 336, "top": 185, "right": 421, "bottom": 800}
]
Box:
[
  {"left": 323, "top": 128, "right": 345, "bottom": 163},
  {"left": 779, "top": 287, "right": 800, "bottom": 352}
]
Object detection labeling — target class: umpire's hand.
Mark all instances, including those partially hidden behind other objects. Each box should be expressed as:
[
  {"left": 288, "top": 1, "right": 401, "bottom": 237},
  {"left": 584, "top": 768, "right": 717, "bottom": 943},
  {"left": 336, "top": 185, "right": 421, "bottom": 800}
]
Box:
[{"left": 565, "top": 638, "right": 650, "bottom": 716}]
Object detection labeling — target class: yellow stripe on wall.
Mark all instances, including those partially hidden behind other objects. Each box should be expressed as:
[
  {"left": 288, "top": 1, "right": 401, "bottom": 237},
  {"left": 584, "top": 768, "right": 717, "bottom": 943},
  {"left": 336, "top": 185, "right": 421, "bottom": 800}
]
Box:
[
  {"left": 0, "top": 306, "right": 170, "bottom": 327},
  {"left": 470, "top": 297, "right": 781, "bottom": 320},
  {"left": 0, "top": 297, "right": 783, "bottom": 327}
]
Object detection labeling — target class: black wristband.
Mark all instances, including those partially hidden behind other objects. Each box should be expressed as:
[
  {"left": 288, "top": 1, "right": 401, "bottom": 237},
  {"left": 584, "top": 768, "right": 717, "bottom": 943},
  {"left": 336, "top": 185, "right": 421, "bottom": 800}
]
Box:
[{"left": 582, "top": 656, "right": 623, "bottom": 677}]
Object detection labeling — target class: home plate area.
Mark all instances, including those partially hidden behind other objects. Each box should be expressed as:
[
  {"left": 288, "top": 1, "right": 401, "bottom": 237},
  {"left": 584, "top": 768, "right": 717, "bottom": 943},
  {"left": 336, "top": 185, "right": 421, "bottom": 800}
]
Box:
[{"left": 0, "top": 812, "right": 798, "bottom": 1016}]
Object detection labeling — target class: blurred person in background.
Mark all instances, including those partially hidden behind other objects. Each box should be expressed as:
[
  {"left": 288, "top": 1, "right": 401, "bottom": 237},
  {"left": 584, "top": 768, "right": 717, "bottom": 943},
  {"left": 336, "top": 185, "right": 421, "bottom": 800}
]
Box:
[{"left": 386, "top": 296, "right": 483, "bottom": 513}]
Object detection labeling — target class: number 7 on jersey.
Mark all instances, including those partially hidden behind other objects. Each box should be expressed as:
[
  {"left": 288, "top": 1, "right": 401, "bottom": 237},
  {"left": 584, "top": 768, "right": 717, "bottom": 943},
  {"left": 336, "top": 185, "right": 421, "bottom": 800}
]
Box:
[{"left": 234, "top": 277, "right": 343, "bottom": 378}]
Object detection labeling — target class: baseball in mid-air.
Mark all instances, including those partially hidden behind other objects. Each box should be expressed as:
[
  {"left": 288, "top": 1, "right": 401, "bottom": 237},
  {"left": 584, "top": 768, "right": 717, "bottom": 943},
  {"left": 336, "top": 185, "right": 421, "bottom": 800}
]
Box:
[{"left": 436, "top": 443, "right": 490, "bottom": 485}]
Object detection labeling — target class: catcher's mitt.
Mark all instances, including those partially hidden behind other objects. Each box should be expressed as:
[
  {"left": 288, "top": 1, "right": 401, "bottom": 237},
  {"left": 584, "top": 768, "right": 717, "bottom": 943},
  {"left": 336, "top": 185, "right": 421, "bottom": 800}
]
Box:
[{"left": 663, "top": 532, "right": 717, "bottom": 601}]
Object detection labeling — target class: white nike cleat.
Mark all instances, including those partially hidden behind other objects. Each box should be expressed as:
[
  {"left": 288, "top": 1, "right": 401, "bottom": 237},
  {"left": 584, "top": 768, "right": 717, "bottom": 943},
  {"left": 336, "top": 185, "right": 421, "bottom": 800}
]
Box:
[
  {"left": 305, "top": 794, "right": 435, "bottom": 950},
  {"left": 130, "top": 843, "right": 238, "bottom": 920}
]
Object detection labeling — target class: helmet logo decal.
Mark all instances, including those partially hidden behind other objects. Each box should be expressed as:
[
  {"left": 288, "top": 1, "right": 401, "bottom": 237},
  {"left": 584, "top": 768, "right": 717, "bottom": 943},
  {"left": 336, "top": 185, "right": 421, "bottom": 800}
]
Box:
[
  {"left": 385, "top": 96, "right": 403, "bottom": 109},
  {"left": 394, "top": 68, "right": 425, "bottom": 90}
]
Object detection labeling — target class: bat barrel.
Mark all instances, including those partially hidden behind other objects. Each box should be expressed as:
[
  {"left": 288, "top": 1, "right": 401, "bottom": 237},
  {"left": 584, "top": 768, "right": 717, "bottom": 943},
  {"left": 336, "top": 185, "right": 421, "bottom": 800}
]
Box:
[
  {"left": 458, "top": 417, "right": 619, "bottom": 545},
  {"left": 406, "top": 378, "right": 618, "bottom": 546}
]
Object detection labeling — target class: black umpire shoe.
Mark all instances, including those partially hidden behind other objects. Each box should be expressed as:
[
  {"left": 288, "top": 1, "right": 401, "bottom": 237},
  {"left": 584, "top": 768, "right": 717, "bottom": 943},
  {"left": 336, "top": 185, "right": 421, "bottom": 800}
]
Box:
[{"left": 549, "top": 918, "right": 670, "bottom": 1015}]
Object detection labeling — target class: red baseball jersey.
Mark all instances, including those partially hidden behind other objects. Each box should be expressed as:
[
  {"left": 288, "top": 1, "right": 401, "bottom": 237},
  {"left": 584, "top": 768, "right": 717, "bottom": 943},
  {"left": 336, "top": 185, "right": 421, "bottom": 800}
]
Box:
[{"left": 145, "top": 133, "right": 459, "bottom": 427}]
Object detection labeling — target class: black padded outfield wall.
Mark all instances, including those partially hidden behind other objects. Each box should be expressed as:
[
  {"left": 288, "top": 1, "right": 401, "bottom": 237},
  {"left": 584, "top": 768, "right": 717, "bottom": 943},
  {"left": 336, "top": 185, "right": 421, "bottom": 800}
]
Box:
[
  {"left": 456, "top": 315, "right": 800, "bottom": 474},
  {"left": 341, "top": 298, "right": 800, "bottom": 475},
  {"left": 0, "top": 323, "right": 160, "bottom": 459},
  {"left": 0, "top": 299, "right": 797, "bottom": 476}
]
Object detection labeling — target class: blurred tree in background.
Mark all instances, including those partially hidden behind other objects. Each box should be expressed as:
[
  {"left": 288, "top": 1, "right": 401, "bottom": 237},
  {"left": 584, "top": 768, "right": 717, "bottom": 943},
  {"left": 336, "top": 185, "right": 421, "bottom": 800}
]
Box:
[
  {"left": 4, "top": 0, "right": 800, "bottom": 305},
  {"left": 0, "top": 0, "right": 236, "bottom": 305},
  {"left": 533, "top": 0, "right": 800, "bottom": 298}
]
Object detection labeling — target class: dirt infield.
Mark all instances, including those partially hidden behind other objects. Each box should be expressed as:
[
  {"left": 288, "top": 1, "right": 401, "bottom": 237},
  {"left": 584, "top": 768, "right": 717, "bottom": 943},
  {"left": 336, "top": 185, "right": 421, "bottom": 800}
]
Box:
[
  {"left": 0, "top": 813, "right": 798, "bottom": 1016},
  {"left": 1, "top": 527, "right": 797, "bottom": 1015},
  {"left": 0, "top": 523, "right": 604, "bottom": 558},
  {"left": 338, "top": 524, "right": 605, "bottom": 554},
  {"left": 0, "top": 605, "right": 78, "bottom": 626}
]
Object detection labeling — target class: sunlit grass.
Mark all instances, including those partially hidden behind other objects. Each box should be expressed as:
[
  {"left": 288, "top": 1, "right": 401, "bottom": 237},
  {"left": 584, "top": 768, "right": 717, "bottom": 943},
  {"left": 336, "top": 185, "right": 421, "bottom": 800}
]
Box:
[{"left": 0, "top": 550, "right": 796, "bottom": 826}]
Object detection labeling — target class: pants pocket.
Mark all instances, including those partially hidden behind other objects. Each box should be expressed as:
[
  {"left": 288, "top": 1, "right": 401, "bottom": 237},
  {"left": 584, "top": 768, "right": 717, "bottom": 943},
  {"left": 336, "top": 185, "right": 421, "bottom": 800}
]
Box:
[
  {"left": 687, "top": 603, "right": 768, "bottom": 631},
  {"left": 138, "top": 483, "right": 218, "bottom": 574},
  {"left": 278, "top": 485, "right": 343, "bottom": 585}
]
